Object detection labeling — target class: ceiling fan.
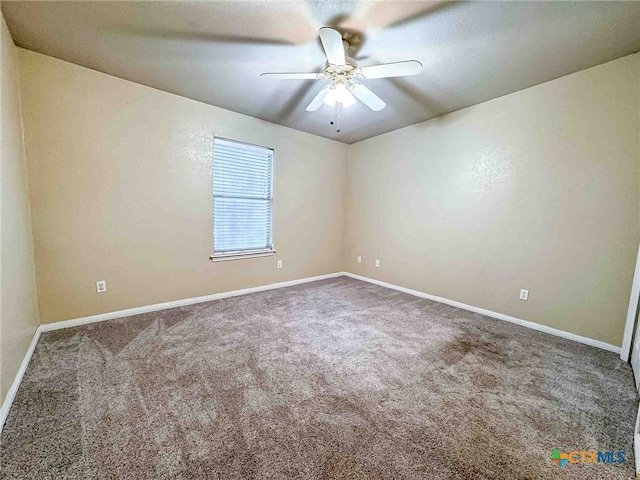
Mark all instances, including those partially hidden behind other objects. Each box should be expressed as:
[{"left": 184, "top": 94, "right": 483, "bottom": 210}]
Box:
[{"left": 261, "top": 27, "right": 422, "bottom": 132}]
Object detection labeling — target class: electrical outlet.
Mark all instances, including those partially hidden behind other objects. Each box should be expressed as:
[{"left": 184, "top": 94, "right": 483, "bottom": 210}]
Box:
[
  {"left": 96, "top": 280, "right": 107, "bottom": 294},
  {"left": 520, "top": 289, "right": 529, "bottom": 301},
  {"left": 277, "top": 260, "right": 283, "bottom": 269},
  {"left": 357, "top": 256, "right": 362, "bottom": 263},
  {"left": 375, "top": 259, "right": 380, "bottom": 268}
]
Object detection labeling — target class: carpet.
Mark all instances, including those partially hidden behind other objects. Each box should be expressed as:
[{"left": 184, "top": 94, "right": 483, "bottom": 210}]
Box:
[{"left": 1, "top": 277, "right": 637, "bottom": 479}]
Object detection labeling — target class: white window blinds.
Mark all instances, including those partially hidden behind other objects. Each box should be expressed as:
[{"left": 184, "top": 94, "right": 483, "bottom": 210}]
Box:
[{"left": 213, "top": 137, "right": 274, "bottom": 256}]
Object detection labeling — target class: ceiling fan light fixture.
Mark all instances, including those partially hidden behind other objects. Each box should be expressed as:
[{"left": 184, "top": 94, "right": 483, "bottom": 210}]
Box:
[
  {"left": 262, "top": 27, "right": 423, "bottom": 124},
  {"left": 323, "top": 81, "right": 355, "bottom": 108}
]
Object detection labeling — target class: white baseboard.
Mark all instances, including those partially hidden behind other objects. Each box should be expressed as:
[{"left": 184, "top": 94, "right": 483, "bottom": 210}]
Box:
[
  {"left": 344, "top": 272, "right": 621, "bottom": 354},
  {"left": 40, "top": 272, "right": 344, "bottom": 333},
  {"left": 0, "top": 328, "right": 41, "bottom": 434}
]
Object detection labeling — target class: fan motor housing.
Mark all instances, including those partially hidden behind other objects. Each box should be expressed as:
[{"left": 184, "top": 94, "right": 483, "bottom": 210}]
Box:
[{"left": 325, "top": 57, "right": 358, "bottom": 79}]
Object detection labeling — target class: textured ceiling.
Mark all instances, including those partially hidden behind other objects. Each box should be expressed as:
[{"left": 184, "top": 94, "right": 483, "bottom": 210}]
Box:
[{"left": 2, "top": 1, "right": 639, "bottom": 144}]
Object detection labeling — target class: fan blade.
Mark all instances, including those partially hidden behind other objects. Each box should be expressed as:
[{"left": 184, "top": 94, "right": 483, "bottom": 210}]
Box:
[
  {"left": 261, "top": 72, "right": 323, "bottom": 80},
  {"left": 351, "top": 84, "right": 386, "bottom": 111},
  {"left": 360, "top": 60, "right": 423, "bottom": 79},
  {"left": 319, "top": 27, "right": 346, "bottom": 66},
  {"left": 306, "top": 86, "right": 330, "bottom": 111}
]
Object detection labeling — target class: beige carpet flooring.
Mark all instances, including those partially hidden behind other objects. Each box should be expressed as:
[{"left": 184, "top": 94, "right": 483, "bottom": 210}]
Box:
[{"left": 0, "top": 277, "right": 637, "bottom": 479}]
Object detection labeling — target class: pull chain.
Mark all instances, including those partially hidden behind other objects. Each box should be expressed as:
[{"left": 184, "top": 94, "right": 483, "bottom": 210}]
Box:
[
  {"left": 330, "top": 103, "right": 335, "bottom": 125},
  {"left": 337, "top": 102, "right": 341, "bottom": 133}
]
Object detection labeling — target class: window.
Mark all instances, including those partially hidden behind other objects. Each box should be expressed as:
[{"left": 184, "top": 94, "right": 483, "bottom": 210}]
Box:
[{"left": 212, "top": 137, "right": 274, "bottom": 259}]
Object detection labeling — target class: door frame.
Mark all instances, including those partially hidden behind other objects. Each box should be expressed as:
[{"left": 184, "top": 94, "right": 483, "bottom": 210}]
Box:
[
  {"left": 623, "top": 245, "right": 640, "bottom": 477},
  {"left": 635, "top": 406, "right": 640, "bottom": 477},
  {"left": 621, "top": 245, "right": 640, "bottom": 363}
]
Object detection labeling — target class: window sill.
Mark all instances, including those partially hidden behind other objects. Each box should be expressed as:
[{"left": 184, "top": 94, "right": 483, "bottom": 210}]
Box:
[{"left": 210, "top": 249, "right": 276, "bottom": 262}]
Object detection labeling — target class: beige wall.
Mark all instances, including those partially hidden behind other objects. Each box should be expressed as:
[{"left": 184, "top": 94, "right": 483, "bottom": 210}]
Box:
[
  {"left": 345, "top": 53, "right": 640, "bottom": 347},
  {"left": 17, "top": 49, "right": 348, "bottom": 324},
  {"left": 0, "top": 16, "right": 39, "bottom": 402}
]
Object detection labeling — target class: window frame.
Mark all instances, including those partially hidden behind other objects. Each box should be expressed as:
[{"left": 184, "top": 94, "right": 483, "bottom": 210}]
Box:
[{"left": 210, "top": 136, "right": 275, "bottom": 262}]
